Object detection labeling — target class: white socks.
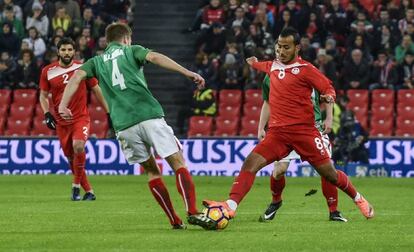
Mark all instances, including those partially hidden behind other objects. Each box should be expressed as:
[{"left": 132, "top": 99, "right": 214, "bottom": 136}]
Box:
[
  {"left": 72, "top": 183, "right": 80, "bottom": 188},
  {"left": 226, "top": 200, "right": 238, "bottom": 211}
]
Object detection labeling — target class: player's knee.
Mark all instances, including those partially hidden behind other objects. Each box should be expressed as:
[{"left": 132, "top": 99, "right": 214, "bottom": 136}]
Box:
[
  {"left": 241, "top": 153, "right": 266, "bottom": 173},
  {"left": 73, "top": 143, "right": 85, "bottom": 154},
  {"left": 324, "top": 171, "right": 338, "bottom": 184}
]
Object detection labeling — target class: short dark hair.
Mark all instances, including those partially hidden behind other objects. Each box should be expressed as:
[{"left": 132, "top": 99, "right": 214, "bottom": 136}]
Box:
[
  {"left": 105, "top": 22, "right": 132, "bottom": 43},
  {"left": 279, "top": 27, "right": 300, "bottom": 45},
  {"left": 57, "top": 37, "right": 75, "bottom": 49}
]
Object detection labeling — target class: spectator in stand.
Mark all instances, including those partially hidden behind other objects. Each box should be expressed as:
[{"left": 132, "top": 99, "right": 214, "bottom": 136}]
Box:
[
  {"left": 55, "top": 0, "right": 81, "bottom": 22},
  {"left": 398, "top": 0, "right": 414, "bottom": 19},
  {"left": 346, "top": 33, "right": 373, "bottom": 64},
  {"left": 397, "top": 51, "right": 414, "bottom": 90},
  {"left": 274, "top": 9, "right": 296, "bottom": 37},
  {"left": 314, "top": 49, "right": 338, "bottom": 89},
  {"left": 226, "top": 6, "right": 251, "bottom": 32},
  {"left": 94, "top": 36, "right": 107, "bottom": 54},
  {"left": 220, "top": 42, "right": 243, "bottom": 67},
  {"left": 73, "top": 7, "right": 98, "bottom": 39},
  {"left": 226, "top": 23, "right": 247, "bottom": 45},
  {"left": 244, "top": 24, "right": 273, "bottom": 58},
  {"left": 84, "top": 0, "right": 103, "bottom": 17},
  {"left": 0, "top": 0, "right": 22, "bottom": 21},
  {"left": 224, "top": 0, "right": 239, "bottom": 20},
  {"left": 324, "top": 0, "right": 348, "bottom": 43},
  {"left": 373, "top": 8, "right": 399, "bottom": 39},
  {"left": 373, "top": 24, "right": 399, "bottom": 56},
  {"left": 296, "top": 0, "right": 322, "bottom": 35},
  {"left": 240, "top": 2, "right": 255, "bottom": 21},
  {"left": 395, "top": 34, "right": 414, "bottom": 63},
  {"left": 0, "top": 6, "right": 24, "bottom": 39},
  {"left": 26, "top": 3, "right": 49, "bottom": 38},
  {"left": 22, "top": 26, "right": 46, "bottom": 59},
  {"left": 24, "top": 0, "right": 55, "bottom": 20},
  {"left": 0, "top": 22, "right": 19, "bottom": 57},
  {"left": 194, "top": 52, "right": 218, "bottom": 89},
  {"left": 201, "top": 0, "right": 225, "bottom": 30},
  {"left": 280, "top": 0, "right": 299, "bottom": 17},
  {"left": 305, "top": 11, "right": 325, "bottom": 46},
  {"left": 342, "top": 48, "right": 371, "bottom": 90},
  {"left": 76, "top": 35, "right": 93, "bottom": 60},
  {"left": 48, "top": 34, "right": 62, "bottom": 53},
  {"left": 369, "top": 50, "right": 398, "bottom": 90},
  {"left": 398, "top": 8, "right": 414, "bottom": 35},
  {"left": 219, "top": 53, "right": 243, "bottom": 89},
  {"left": 252, "top": 8, "right": 271, "bottom": 33},
  {"left": 299, "top": 36, "right": 316, "bottom": 62},
  {"left": 350, "top": 11, "right": 373, "bottom": 33},
  {"left": 255, "top": 0, "right": 274, "bottom": 30},
  {"left": 0, "top": 51, "right": 16, "bottom": 89},
  {"left": 81, "top": 26, "right": 95, "bottom": 50},
  {"left": 324, "top": 37, "right": 343, "bottom": 68},
  {"left": 14, "top": 49, "right": 38, "bottom": 89},
  {"left": 52, "top": 7, "right": 72, "bottom": 34},
  {"left": 203, "top": 22, "right": 226, "bottom": 55}
]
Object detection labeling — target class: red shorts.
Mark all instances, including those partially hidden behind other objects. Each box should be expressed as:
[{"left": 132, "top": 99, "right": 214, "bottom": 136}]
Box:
[
  {"left": 56, "top": 120, "right": 90, "bottom": 157},
  {"left": 253, "top": 126, "right": 331, "bottom": 167}
]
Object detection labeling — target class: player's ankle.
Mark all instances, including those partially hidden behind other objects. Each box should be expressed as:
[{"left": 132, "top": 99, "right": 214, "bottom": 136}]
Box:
[{"left": 226, "top": 199, "right": 238, "bottom": 211}]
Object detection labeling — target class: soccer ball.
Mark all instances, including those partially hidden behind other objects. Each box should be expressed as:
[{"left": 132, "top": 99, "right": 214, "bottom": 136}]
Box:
[{"left": 202, "top": 205, "right": 230, "bottom": 230}]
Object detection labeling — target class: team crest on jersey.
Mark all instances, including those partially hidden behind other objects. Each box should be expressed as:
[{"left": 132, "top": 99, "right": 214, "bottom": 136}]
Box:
[{"left": 291, "top": 67, "right": 300, "bottom": 75}]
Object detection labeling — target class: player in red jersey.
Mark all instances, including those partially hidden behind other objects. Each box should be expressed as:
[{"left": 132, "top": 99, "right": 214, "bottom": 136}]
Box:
[
  {"left": 203, "top": 27, "right": 374, "bottom": 226},
  {"left": 39, "top": 37, "right": 109, "bottom": 201}
]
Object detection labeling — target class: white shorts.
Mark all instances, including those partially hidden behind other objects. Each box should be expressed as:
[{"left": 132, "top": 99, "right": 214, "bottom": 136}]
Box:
[
  {"left": 116, "top": 118, "right": 182, "bottom": 164},
  {"left": 279, "top": 133, "right": 332, "bottom": 162}
]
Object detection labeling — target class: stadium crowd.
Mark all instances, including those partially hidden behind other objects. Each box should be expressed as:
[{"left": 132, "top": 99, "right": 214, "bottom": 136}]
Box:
[
  {"left": 0, "top": 0, "right": 133, "bottom": 90},
  {"left": 189, "top": 0, "right": 414, "bottom": 91}
]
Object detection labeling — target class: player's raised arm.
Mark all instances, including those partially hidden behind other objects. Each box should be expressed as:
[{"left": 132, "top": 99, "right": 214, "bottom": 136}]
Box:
[
  {"left": 146, "top": 51, "right": 205, "bottom": 89},
  {"left": 58, "top": 69, "right": 87, "bottom": 120},
  {"left": 246, "top": 57, "right": 272, "bottom": 74}
]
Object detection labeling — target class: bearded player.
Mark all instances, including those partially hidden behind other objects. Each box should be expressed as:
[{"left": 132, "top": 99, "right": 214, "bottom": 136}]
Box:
[
  {"left": 258, "top": 74, "right": 347, "bottom": 222},
  {"left": 39, "top": 37, "right": 109, "bottom": 201},
  {"left": 203, "top": 27, "right": 374, "bottom": 226}
]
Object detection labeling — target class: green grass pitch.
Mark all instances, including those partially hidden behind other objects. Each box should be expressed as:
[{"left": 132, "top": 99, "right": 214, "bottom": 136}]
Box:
[{"left": 0, "top": 176, "right": 413, "bottom": 252}]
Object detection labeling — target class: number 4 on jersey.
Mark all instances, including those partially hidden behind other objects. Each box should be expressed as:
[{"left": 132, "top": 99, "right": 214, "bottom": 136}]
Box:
[{"left": 112, "top": 58, "right": 126, "bottom": 90}]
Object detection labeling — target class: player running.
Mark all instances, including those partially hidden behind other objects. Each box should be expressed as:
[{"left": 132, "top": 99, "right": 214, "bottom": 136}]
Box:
[
  {"left": 258, "top": 74, "right": 347, "bottom": 222},
  {"left": 39, "top": 37, "right": 109, "bottom": 201},
  {"left": 203, "top": 27, "right": 374, "bottom": 228},
  {"left": 58, "top": 23, "right": 215, "bottom": 230}
]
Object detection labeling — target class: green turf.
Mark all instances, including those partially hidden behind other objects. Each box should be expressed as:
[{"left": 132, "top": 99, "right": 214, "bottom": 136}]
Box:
[{"left": 0, "top": 176, "right": 412, "bottom": 252}]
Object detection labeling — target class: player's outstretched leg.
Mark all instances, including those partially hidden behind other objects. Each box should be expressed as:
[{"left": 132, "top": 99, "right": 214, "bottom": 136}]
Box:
[
  {"left": 142, "top": 156, "right": 185, "bottom": 229},
  {"left": 166, "top": 152, "right": 216, "bottom": 230},
  {"left": 203, "top": 152, "right": 268, "bottom": 219},
  {"left": 316, "top": 163, "right": 374, "bottom": 219},
  {"left": 321, "top": 177, "right": 347, "bottom": 222},
  {"left": 69, "top": 160, "right": 95, "bottom": 200}
]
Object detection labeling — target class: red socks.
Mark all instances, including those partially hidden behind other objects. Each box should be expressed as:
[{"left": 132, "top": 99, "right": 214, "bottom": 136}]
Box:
[
  {"left": 229, "top": 170, "right": 256, "bottom": 204},
  {"left": 270, "top": 175, "right": 285, "bottom": 203},
  {"left": 335, "top": 170, "right": 357, "bottom": 199},
  {"left": 69, "top": 159, "right": 92, "bottom": 192},
  {"left": 149, "top": 178, "right": 182, "bottom": 226},
  {"left": 321, "top": 176, "right": 338, "bottom": 212},
  {"left": 73, "top": 152, "right": 85, "bottom": 185},
  {"left": 175, "top": 168, "right": 198, "bottom": 215}
]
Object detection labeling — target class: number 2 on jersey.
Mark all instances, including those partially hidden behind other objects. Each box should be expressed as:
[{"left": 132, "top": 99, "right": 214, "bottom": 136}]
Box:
[{"left": 112, "top": 59, "right": 126, "bottom": 90}]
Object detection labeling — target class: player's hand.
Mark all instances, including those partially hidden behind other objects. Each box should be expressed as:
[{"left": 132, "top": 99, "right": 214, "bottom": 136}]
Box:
[
  {"left": 320, "top": 94, "right": 334, "bottom": 103},
  {"left": 258, "top": 128, "right": 266, "bottom": 141},
  {"left": 44, "top": 112, "right": 56, "bottom": 130},
  {"left": 322, "top": 118, "right": 332, "bottom": 134},
  {"left": 246, "top": 56, "right": 258, "bottom": 66},
  {"left": 58, "top": 106, "right": 73, "bottom": 121},
  {"left": 187, "top": 71, "right": 205, "bottom": 89}
]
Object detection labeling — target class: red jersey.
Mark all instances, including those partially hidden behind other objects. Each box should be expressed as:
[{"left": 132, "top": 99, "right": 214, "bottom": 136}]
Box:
[
  {"left": 252, "top": 57, "right": 336, "bottom": 129},
  {"left": 39, "top": 61, "right": 98, "bottom": 126}
]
